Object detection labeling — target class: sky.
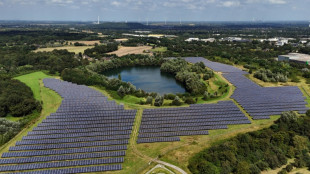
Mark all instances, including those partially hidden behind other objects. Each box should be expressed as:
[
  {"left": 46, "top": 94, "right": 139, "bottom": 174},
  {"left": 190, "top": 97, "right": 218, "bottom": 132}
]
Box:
[{"left": 0, "top": 0, "right": 309, "bottom": 22}]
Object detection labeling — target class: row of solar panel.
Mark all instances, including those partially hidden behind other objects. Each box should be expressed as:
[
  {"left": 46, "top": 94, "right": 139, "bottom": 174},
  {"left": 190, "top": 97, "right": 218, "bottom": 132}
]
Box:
[
  {"left": 139, "top": 125, "right": 227, "bottom": 133},
  {"left": 137, "top": 137, "right": 180, "bottom": 144},
  {"left": 2, "top": 145, "right": 127, "bottom": 158},
  {"left": 37, "top": 122, "right": 133, "bottom": 127},
  {"left": 10, "top": 140, "right": 128, "bottom": 151},
  {"left": 141, "top": 117, "right": 248, "bottom": 125},
  {"left": 0, "top": 157, "right": 123, "bottom": 172},
  {"left": 139, "top": 120, "right": 251, "bottom": 129},
  {"left": 142, "top": 111, "right": 244, "bottom": 118},
  {"left": 50, "top": 110, "right": 136, "bottom": 116},
  {"left": 0, "top": 151, "right": 125, "bottom": 165},
  {"left": 32, "top": 124, "right": 133, "bottom": 131},
  {"left": 143, "top": 107, "right": 241, "bottom": 114},
  {"left": 24, "top": 130, "right": 131, "bottom": 140},
  {"left": 16, "top": 135, "right": 130, "bottom": 146},
  {"left": 138, "top": 130, "right": 209, "bottom": 138},
  {"left": 30, "top": 127, "right": 132, "bottom": 135},
  {"left": 42, "top": 117, "right": 135, "bottom": 123},
  {"left": 141, "top": 114, "right": 245, "bottom": 122},
  {"left": 43, "top": 116, "right": 135, "bottom": 123},
  {"left": 14, "top": 164, "right": 122, "bottom": 174}
]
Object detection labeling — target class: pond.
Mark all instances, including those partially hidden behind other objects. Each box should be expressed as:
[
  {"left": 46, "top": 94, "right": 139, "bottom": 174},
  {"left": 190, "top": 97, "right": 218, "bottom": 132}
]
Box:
[{"left": 103, "top": 66, "right": 186, "bottom": 95}]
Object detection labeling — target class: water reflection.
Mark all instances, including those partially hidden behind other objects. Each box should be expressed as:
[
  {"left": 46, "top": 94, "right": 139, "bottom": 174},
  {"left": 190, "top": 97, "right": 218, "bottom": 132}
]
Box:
[{"left": 103, "top": 66, "right": 186, "bottom": 95}]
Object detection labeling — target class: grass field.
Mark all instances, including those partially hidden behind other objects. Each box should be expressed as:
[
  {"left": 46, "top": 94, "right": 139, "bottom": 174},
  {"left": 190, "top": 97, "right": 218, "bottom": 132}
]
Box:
[
  {"left": 14, "top": 72, "right": 53, "bottom": 101},
  {"left": 34, "top": 46, "right": 94, "bottom": 54},
  {"left": 0, "top": 72, "right": 62, "bottom": 156},
  {"left": 108, "top": 46, "right": 153, "bottom": 56},
  {"left": 151, "top": 47, "right": 167, "bottom": 52}
]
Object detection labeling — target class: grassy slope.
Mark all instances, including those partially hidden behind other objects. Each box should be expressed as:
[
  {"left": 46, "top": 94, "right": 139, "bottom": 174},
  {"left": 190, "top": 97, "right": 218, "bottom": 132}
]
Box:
[
  {"left": 0, "top": 72, "right": 62, "bottom": 156},
  {"left": 14, "top": 71, "right": 52, "bottom": 101}
]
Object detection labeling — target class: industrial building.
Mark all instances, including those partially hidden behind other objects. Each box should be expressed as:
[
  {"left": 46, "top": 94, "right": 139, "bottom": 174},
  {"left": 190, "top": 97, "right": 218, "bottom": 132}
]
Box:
[{"left": 278, "top": 53, "right": 310, "bottom": 64}]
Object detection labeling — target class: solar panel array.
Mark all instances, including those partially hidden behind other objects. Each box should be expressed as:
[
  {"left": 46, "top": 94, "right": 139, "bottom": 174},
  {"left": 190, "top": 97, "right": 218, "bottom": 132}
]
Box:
[
  {"left": 0, "top": 78, "right": 137, "bottom": 173},
  {"left": 138, "top": 100, "right": 251, "bottom": 143},
  {"left": 185, "top": 57, "right": 309, "bottom": 119}
]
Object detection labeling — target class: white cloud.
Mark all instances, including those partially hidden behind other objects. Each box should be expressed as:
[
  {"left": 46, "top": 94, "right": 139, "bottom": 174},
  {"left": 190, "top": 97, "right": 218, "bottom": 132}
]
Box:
[
  {"left": 221, "top": 1, "right": 240, "bottom": 7},
  {"left": 268, "top": 0, "right": 287, "bottom": 4},
  {"left": 111, "top": 1, "right": 121, "bottom": 7}
]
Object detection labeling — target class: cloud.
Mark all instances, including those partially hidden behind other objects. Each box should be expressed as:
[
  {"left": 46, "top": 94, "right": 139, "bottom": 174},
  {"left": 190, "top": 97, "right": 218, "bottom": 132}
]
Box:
[
  {"left": 268, "top": 0, "right": 287, "bottom": 4},
  {"left": 111, "top": 1, "right": 121, "bottom": 7},
  {"left": 221, "top": 1, "right": 240, "bottom": 7}
]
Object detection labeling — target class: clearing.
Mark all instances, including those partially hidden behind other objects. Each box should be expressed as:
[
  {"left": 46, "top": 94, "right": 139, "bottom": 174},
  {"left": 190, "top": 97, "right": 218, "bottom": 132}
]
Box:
[
  {"left": 34, "top": 46, "right": 94, "bottom": 54},
  {"left": 108, "top": 46, "right": 153, "bottom": 56}
]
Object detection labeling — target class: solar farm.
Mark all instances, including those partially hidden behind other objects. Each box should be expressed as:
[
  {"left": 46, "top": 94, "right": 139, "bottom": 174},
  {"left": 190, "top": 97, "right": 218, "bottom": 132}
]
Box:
[
  {"left": 0, "top": 79, "right": 136, "bottom": 173},
  {"left": 0, "top": 57, "right": 309, "bottom": 173},
  {"left": 185, "top": 57, "right": 309, "bottom": 120},
  {"left": 138, "top": 101, "right": 251, "bottom": 143}
]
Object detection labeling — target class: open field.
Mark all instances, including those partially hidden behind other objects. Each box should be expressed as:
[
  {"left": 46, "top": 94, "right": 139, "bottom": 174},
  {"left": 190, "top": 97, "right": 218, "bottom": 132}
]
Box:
[
  {"left": 108, "top": 46, "right": 153, "bottom": 56},
  {"left": 68, "top": 40, "right": 101, "bottom": 46},
  {"left": 14, "top": 72, "right": 53, "bottom": 101},
  {"left": 151, "top": 47, "right": 167, "bottom": 52},
  {"left": 34, "top": 46, "right": 94, "bottom": 54}
]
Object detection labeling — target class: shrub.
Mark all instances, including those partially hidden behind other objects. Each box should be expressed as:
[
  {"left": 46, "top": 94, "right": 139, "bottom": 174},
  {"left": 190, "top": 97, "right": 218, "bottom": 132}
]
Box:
[
  {"left": 146, "top": 96, "right": 153, "bottom": 105},
  {"left": 184, "top": 97, "right": 196, "bottom": 104},
  {"left": 171, "top": 96, "right": 182, "bottom": 106},
  {"left": 154, "top": 95, "right": 164, "bottom": 107},
  {"left": 117, "top": 86, "right": 126, "bottom": 97}
]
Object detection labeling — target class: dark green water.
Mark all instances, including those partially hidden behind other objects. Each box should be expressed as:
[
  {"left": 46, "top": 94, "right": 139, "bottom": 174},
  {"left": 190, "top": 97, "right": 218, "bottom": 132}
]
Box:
[{"left": 103, "top": 66, "right": 186, "bottom": 95}]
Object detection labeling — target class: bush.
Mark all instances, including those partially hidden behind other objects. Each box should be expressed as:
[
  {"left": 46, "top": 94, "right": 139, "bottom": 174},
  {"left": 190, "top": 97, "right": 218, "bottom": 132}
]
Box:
[
  {"left": 254, "top": 69, "right": 288, "bottom": 82},
  {"left": 203, "top": 91, "right": 209, "bottom": 100},
  {"left": 184, "top": 97, "right": 196, "bottom": 104},
  {"left": 164, "top": 93, "right": 176, "bottom": 100},
  {"left": 285, "top": 164, "right": 293, "bottom": 172},
  {"left": 171, "top": 96, "right": 182, "bottom": 106},
  {"left": 154, "top": 95, "right": 164, "bottom": 107},
  {"left": 306, "top": 110, "right": 310, "bottom": 117},
  {"left": 117, "top": 86, "right": 126, "bottom": 97},
  {"left": 146, "top": 96, "right": 153, "bottom": 105}
]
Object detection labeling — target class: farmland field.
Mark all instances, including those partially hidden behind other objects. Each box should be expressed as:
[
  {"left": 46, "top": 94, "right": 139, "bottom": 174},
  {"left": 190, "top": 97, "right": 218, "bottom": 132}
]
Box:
[
  {"left": 108, "top": 46, "right": 153, "bottom": 56},
  {"left": 34, "top": 46, "right": 94, "bottom": 54}
]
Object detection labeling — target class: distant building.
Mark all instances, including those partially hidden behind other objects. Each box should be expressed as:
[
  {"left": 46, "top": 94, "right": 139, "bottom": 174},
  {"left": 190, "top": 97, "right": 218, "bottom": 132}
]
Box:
[
  {"left": 185, "top": 38, "right": 200, "bottom": 42},
  {"left": 201, "top": 38, "right": 216, "bottom": 42},
  {"left": 276, "top": 39, "right": 288, "bottom": 46},
  {"left": 278, "top": 53, "right": 310, "bottom": 64}
]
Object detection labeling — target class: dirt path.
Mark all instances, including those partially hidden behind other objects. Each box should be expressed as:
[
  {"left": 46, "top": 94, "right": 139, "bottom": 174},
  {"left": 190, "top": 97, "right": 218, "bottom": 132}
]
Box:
[{"left": 130, "top": 109, "right": 188, "bottom": 174}]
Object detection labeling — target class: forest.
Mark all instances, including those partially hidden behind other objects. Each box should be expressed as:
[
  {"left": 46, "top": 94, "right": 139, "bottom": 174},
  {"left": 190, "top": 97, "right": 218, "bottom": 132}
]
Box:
[{"left": 188, "top": 111, "right": 310, "bottom": 174}]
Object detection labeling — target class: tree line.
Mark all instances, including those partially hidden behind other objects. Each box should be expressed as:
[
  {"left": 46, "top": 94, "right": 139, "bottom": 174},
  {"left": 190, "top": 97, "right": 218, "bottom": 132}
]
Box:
[{"left": 188, "top": 111, "right": 310, "bottom": 174}]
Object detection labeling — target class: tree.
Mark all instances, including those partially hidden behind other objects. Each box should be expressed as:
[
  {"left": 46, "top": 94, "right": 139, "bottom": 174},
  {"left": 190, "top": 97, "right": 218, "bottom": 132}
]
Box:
[
  {"left": 203, "top": 91, "right": 209, "bottom": 100},
  {"left": 154, "top": 95, "right": 164, "bottom": 107},
  {"left": 236, "top": 161, "right": 251, "bottom": 174},
  {"left": 172, "top": 96, "right": 182, "bottom": 106},
  {"left": 146, "top": 96, "right": 153, "bottom": 105},
  {"left": 117, "top": 86, "right": 126, "bottom": 97},
  {"left": 118, "top": 73, "right": 122, "bottom": 81}
]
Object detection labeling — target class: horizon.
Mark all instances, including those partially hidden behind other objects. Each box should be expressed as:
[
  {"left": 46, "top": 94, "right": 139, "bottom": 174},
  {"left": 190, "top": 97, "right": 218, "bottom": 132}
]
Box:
[{"left": 0, "top": 0, "right": 309, "bottom": 21}]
